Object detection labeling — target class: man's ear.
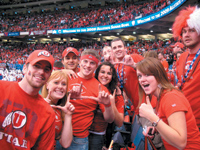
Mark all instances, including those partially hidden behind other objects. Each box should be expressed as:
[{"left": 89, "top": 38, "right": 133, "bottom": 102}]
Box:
[{"left": 22, "top": 64, "right": 28, "bottom": 74}]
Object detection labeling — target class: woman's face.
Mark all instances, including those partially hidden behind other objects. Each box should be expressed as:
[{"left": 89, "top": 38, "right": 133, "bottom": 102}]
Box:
[
  {"left": 46, "top": 77, "right": 67, "bottom": 103},
  {"left": 98, "top": 65, "right": 113, "bottom": 87},
  {"left": 137, "top": 69, "right": 159, "bottom": 97}
]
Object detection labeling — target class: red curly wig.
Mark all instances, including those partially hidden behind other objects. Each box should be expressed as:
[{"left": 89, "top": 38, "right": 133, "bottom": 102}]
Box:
[{"left": 172, "top": 6, "right": 196, "bottom": 39}]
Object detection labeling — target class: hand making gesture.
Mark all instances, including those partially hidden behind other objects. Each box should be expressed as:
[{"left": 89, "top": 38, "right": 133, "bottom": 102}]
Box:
[
  {"left": 69, "top": 82, "right": 83, "bottom": 99},
  {"left": 114, "top": 55, "right": 136, "bottom": 69},
  {"left": 44, "top": 90, "right": 52, "bottom": 104},
  {"left": 81, "top": 84, "right": 114, "bottom": 107},
  {"left": 51, "top": 93, "right": 75, "bottom": 115},
  {"left": 139, "top": 96, "right": 155, "bottom": 120}
]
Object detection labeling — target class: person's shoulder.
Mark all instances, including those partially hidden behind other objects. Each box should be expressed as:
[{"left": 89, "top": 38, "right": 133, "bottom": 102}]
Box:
[
  {"left": 130, "top": 53, "right": 144, "bottom": 61},
  {"left": 0, "top": 80, "right": 17, "bottom": 89}
]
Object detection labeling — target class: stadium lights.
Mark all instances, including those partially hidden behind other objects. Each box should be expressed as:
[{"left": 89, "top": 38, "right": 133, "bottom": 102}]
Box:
[
  {"left": 169, "top": 28, "right": 172, "bottom": 31},
  {"left": 150, "top": 30, "right": 153, "bottom": 33},
  {"left": 133, "top": 32, "right": 136, "bottom": 34},
  {"left": 99, "top": 34, "right": 102, "bottom": 36}
]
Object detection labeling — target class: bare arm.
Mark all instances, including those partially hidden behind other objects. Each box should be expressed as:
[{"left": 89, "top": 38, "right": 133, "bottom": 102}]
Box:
[
  {"left": 52, "top": 93, "right": 75, "bottom": 148},
  {"left": 139, "top": 96, "right": 187, "bottom": 150}
]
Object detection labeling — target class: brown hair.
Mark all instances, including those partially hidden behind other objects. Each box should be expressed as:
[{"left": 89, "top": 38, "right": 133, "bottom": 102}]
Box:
[
  {"left": 111, "top": 37, "right": 125, "bottom": 47},
  {"left": 144, "top": 50, "right": 158, "bottom": 59},
  {"left": 81, "top": 49, "right": 100, "bottom": 60}
]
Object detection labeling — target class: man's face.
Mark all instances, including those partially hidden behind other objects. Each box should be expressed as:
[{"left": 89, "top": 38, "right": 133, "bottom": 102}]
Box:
[
  {"left": 173, "top": 46, "right": 182, "bottom": 54},
  {"left": 182, "top": 27, "right": 200, "bottom": 51},
  {"left": 62, "top": 52, "right": 79, "bottom": 71},
  {"left": 103, "top": 47, "right": 113, "bottom": 63},
  {"left": 79, "top": 58, "right": 97, "bottom": 79},
  {"left": 111, "top": 40, "right": 127, "bottom": 61},
  {"left": 23, "top": 60, "right": 52, "bottom": 89}
]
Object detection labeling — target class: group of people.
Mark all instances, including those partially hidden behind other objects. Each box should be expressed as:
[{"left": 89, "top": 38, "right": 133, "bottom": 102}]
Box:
[{"left": 1, "top": 5, "right": 200, "bottom": 150}]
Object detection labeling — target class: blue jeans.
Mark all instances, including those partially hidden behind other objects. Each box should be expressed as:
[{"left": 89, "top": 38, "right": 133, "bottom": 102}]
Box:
[
  {"left": 89, "top": 133, "right": 104, "bottom": 150},
  {"left": 64, "top": 136, "right": 88, "bottom": 150},
  {"left": 55, "top": 140, "right": 63, "bottom": 150}
]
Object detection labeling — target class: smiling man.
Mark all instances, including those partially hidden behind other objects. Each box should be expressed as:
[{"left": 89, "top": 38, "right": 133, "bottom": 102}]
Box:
[
  {"left": 0, "top": 50, "right": 56, "bottom": 149},
  {"left": 111, "top": 37, "right": 143, "bottom": 112},
  {"left": 173, "top": 6, "right": 200, "bottom": 129},
  {"left": 62, "top": 47, "right": 80, "bottom": 79},
  {"left": 66, "top": 49, "right": 115, "bottom": 150}
]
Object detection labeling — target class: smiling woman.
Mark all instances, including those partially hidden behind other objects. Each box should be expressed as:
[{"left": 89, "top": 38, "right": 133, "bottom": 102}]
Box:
[
  {"left": 41, "top": 70, "right": 75, "bottom": 150},
  {"left": 136, "top": 57, "right": 200, "bottom": 150}
]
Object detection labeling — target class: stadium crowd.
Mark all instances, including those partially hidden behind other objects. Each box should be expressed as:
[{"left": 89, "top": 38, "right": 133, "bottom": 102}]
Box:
[{"left": 0, "top": 0, "right": 174, "bottom": 32}]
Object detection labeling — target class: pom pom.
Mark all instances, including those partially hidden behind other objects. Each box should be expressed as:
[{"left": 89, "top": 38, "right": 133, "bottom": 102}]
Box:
[{"left": 187, "top": 6, "right": 200, "bottom": 35}]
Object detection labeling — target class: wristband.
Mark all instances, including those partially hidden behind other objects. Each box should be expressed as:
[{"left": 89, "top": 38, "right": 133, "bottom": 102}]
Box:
[
  {"left": 152, "top": 118, "right": 161, "bottom": 127},
  {"left": 104, "top": 102, "right": 111, "bottom": 107}
]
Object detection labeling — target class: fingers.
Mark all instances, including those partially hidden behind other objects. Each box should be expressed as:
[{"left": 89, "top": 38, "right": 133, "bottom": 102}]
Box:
[
  {"left": 51, "top": 105, "right": 62, "bottom": 110},
  {"left": 71, "top": 73, "right": 78, "bottom": 79},
  {"left": 66, "top": 93, "right": 71, "bottom": 103},
  {"left": 80, "top": 82, "right": 83, "bottom": 93},
  {"left": 113, "top": 89, "right": 116, "bottom": 97},
  {"left": 80, "top": 95, "right": 98, "bottom": 101},
  {"left": 98, "top": 84, "right": 102, "bottom": 92},
  {"left": 146, "top": 95, "right": 151, "bottom": 105},
  {"left": 46, "top": 90, "right": 52, "bottom": 100},
  {"left": 67, "top": 103, "right": 75, "bottom": 112}
]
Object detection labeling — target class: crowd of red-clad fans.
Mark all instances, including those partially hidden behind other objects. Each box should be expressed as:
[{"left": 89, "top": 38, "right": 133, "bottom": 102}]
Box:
[
  {"left": 0, "top": 38, "right": 177, "bottom": 81},
  {"left": 0, "top": 0, "right": 173, "bottom": 32}
]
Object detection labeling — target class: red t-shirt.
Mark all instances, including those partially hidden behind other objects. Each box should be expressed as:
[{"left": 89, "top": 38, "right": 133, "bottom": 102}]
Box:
[
  {"left": 90, "top": 95, "right": 124, "bottom": 132},
  {"left": 68, "top": 75, "right": 109, "bottom": 138},
  {"left": 54, "top": 108, "right": 63, "bottom": 139},
  {"left": 176, "top": 51, "right": 200, "bottom": 128},
  {"left": 0, "top": 81, "right": 55, "bottom": 150},
  {"left": 161, "top": 59, "right": 169, "bottom": 72},
  {"left": 115, "top": 54, "right": 143, "bottom": 110},
  {"left": 157, "top": 90, "right": 200, "bottom": 150}
]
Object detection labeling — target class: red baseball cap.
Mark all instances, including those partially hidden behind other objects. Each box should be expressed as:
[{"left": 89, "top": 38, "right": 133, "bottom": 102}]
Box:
[
  {"left": 26, "top": 50, "right": 54, "bottom": 70},
  {"left": 171, "top": 42, "right": 185, "bottom": 49},
  {"left": 62, "top": 47, "right": 80, "bottom": 58}
]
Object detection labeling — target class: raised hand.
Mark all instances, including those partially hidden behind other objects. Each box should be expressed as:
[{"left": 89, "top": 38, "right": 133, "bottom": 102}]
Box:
[
  {"left": 69, "top": 82, "right": 83, "bottom": 99},
  {"left": 51, "top": 93, "right": 75, "bottom": 115},
  {"left": 80, "top": 84, "right": 112, "bottom": 107},
  {"left": 114, "top": 55, "right": 136, "bottom": 69},
  {"left": 44, "top": 90, "right": 52, "bottom": 104},
  {"left": 139, "top": 96, "right": 154, "bottom": 120}
]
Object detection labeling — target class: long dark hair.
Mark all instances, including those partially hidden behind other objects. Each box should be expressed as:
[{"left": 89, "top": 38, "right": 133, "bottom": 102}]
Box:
[{"left": 95, "top": 62, "right": 118, "bottom": 94}]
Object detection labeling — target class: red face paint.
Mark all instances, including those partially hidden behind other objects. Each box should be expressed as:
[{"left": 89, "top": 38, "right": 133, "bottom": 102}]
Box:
[{"left": 28, "top": 71, "right": 31, "bottom": 76}]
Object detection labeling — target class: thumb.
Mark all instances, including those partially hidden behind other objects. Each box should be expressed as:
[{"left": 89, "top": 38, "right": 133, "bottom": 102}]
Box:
[{"left": 146, "top": 95, "right": 151, "bottom": 105}]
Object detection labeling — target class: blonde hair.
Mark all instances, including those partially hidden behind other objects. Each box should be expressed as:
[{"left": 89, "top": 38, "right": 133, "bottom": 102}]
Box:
[{"left": 41, "top": 70, "right": 68, "bottom": 106}]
